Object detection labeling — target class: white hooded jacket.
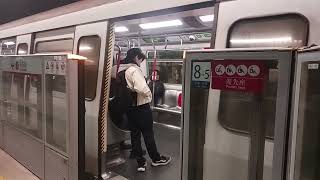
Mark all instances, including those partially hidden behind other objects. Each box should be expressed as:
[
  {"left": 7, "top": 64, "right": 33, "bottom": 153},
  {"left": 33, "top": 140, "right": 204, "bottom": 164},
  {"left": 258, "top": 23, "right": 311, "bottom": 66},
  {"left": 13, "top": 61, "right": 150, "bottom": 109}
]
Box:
[{"left": 111, "top": 64, "right": 152, "bottom": 106}]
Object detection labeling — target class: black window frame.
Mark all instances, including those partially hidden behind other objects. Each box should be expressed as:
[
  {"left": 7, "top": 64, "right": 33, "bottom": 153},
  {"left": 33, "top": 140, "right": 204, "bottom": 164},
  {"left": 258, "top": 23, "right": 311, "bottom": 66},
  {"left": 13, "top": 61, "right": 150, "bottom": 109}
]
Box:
[
  {"left": 17, "top": 43, "right": 28, "bottom": 55},
  {"left": 227, "top": 13, "right": 309, "bottom": 48},
  {"left": 35, "top": 38, "right": 74, "bottom": 54}
]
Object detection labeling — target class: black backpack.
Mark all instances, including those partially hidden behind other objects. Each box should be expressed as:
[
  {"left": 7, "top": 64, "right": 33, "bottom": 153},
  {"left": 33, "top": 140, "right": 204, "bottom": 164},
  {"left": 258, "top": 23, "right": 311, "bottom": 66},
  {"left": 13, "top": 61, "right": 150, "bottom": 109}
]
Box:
[{"left": 109, "top": 70, "right": 137, "bottom": 130}]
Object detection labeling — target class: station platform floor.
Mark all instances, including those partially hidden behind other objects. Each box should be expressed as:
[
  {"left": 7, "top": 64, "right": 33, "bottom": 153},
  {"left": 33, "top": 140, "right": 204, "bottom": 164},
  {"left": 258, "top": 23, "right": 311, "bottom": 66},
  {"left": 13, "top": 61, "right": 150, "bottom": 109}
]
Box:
[
  {"left": 0, "top": 149, "right": 39, "bottom": 180},
  {"left": 109, "top": 123, "right": 181, "bottom": 180},
  {"left": 0, "top": 123, "right": 180, "bottom": 180}
]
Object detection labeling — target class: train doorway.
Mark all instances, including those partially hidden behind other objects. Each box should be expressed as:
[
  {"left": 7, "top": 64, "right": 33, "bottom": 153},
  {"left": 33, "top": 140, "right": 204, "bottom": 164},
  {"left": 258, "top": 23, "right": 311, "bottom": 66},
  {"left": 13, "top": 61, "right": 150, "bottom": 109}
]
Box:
[
  {"left": 182, "top": 48, "right": 295, "bottom": 180},
  {"left": 105, "top": 4, "right": 215, "bottom": 180}
]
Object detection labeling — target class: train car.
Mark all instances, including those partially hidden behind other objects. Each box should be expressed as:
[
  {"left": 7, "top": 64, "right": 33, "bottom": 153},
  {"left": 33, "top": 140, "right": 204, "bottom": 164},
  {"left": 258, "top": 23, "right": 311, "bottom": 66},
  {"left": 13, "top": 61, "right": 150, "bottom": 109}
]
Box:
[
  {"left": 202, "top": 0, "right": 319, "bottom": 180},
  {"left": 0, "top": 0, "right": 216, "bottom": 179},
  {"left": 0, "top": 0, "right": 320, "bottom": 180}
]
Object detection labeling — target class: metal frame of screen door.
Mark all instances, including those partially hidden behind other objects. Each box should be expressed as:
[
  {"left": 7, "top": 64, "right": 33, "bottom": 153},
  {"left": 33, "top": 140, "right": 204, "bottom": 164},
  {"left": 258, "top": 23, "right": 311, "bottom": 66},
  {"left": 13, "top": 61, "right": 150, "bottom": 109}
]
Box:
[
  {"left": 182, "top": 48, "right": 294, "bottom": 180},
  {"left": 288, "top": 47, "right": 320, "bottom": 180}
]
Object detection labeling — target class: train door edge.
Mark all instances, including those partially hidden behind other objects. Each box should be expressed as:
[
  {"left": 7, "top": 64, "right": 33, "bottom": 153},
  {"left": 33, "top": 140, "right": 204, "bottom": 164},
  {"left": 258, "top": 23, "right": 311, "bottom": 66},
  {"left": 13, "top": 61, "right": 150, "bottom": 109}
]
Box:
[
  {"left": 73, "top": 20, "right": 109, "bottom": 179},
  {"left": 288, "top": 47, "right": 320, "bottom": 180}
]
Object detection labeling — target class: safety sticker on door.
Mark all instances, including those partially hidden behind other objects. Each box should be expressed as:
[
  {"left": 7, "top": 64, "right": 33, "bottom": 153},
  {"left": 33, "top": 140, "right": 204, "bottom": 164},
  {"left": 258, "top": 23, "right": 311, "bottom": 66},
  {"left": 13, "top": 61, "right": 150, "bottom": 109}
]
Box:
[
  {"left": 45, "top": 60, "right": 66, "bottom": 75},
  {"left": 191, "top": 61, "right": 211, "bottom": 89},
  {"left": 211, "top": 60, "right": 266, "bottom": 93}
]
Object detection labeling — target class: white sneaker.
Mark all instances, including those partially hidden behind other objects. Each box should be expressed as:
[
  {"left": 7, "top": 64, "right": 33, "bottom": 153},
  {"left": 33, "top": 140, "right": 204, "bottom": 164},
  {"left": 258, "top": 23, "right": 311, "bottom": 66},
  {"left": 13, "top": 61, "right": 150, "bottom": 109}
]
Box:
[
  {"left": 151, "top": 156, "right": 172, "bottom": 167},
  {"left": 137, "top": 162, "right": 147, "bottom": 172}
]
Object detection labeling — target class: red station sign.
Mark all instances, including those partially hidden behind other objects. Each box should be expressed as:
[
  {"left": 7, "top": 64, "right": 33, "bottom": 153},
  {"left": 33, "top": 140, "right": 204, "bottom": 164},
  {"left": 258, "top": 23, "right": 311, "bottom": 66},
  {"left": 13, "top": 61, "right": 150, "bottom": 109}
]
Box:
[{"left": 211, "top": 60, "right": 267, "bottom": 93}]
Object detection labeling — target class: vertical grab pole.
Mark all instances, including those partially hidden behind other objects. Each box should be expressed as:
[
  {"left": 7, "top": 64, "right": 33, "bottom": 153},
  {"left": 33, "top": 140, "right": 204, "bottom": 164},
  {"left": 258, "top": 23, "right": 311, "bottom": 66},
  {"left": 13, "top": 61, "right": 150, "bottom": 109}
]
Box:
[{"left": 151, "top": 38, "right": 157, "bottom": 107}]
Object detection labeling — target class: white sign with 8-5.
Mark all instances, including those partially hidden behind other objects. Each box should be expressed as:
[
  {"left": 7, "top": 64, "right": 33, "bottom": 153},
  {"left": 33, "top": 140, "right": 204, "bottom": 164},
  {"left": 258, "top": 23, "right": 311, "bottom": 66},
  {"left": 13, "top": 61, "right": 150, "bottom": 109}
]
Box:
[
  {"left": 192, "top": 62, "right": 211, "bottom": 81},
  {"left": 192, "top": 61, "right": 211, "bottom": 88}
]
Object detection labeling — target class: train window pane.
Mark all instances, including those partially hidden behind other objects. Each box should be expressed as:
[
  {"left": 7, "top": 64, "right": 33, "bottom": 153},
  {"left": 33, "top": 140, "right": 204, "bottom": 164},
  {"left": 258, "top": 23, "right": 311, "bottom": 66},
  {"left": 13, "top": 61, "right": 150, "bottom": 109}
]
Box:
[
  {"left": 147, "top": 50, "right": 184, "bottom": 60},
  {"left": 148, "top": 61, "right": 183, "bottom": 84},
  {"left": 228, "top": 14, "right": 308, "bottom": 48},
  {"left": 295, "top": 62, "right": 320, "bottom": 180},
  {"left": 17, "top": 43, "right": 28, "bottom": 55},
  {"left": 1, "top": 38, "right": 16, "bottom": 55},
  {"left": 218, "top": 61, "right": 278, "bottom": 139},
  {"left": 35, "top": 39, "right": 73, "bottom": 53},
  {"left": 77, "top": 36, "right": 101, "bottom": 100}
]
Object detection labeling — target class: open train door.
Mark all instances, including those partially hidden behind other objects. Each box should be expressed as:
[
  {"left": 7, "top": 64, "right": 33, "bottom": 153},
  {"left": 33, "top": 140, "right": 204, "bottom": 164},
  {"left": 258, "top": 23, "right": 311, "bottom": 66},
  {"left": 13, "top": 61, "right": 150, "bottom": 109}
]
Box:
[
  {"left": 288, "top": 46, "right": 320, "bottom": 180},
  {"left": 182, "top": 48, "right": 295, "bottom": 180},
  {"left": 73, "top": 21, "right": 112, "bottom": 178}
]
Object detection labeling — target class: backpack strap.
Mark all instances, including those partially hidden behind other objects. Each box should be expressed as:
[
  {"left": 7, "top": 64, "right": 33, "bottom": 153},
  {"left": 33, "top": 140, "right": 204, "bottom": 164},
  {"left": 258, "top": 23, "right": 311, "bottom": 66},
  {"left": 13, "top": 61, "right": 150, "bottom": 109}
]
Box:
[
  {"left": 117, "top": 70, "right": 138, "bottom": 106},
  {"left": 117, "top": 70, "right": 127, "bottom": 86}
]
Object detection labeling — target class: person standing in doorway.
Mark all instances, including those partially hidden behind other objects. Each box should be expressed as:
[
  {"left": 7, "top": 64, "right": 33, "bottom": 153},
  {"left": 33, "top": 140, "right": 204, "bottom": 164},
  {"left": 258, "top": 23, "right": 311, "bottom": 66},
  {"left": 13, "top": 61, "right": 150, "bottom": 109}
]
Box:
[{"left": 111, "top": 48, "right": 171, "bottom": 172}]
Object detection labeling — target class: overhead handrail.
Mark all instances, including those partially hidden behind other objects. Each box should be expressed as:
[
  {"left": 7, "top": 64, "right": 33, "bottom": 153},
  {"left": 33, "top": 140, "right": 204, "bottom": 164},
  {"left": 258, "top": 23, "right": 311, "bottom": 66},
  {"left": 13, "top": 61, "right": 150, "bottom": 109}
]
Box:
[
  {"left": 179, "top": 36, "right": 184, "bottom": 49},
  {"left": 164, "top": 37, "right": 168, "bottom": 50},
  {"left": 127, "top": 39, "right": 131, "bottom": 49},
  {"left": 138, "top": 37, "right": 141, "bottom": 47},
  {"left": 131, "top": 39, "right": 140, "bottom": 48}
]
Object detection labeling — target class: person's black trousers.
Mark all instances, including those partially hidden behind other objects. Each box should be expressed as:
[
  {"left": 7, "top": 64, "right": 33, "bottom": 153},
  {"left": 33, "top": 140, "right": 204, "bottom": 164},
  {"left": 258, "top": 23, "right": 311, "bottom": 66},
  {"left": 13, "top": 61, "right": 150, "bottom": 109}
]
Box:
[{"left": 128, "top": 104, "right": 161, "bottom": 165}]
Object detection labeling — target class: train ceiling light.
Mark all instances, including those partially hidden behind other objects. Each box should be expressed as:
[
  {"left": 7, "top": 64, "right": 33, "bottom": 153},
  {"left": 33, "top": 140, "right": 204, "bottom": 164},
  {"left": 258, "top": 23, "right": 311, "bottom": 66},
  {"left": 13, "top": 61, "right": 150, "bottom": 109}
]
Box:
[
  {"left": 139, "top": 20, "right": 183, "bottom": 30},
  {"left": 3, "top": 41, "right": 15, "bottom": 46},
  {"left": 115, "top": 26, "right": 129, "bottom": 32}
]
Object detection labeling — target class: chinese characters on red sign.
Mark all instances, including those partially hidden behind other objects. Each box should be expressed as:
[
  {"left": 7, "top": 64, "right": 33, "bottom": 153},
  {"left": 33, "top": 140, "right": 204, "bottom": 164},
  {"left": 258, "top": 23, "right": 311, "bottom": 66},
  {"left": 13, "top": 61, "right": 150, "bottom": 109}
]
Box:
[{"left": 211, "top": 60, "right": 266, "bottom": 93}]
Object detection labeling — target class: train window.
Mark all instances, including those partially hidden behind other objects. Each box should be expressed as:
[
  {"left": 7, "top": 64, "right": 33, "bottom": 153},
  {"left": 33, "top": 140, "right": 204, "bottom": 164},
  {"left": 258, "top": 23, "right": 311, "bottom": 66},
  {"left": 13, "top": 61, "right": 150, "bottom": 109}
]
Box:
[
  {"left": 35, "top": 39, "right": 73, "bottom": 53},
  {"left": 218, "top": 61, "right": 278, "bottom": 139},
  {"left": 148, "top": 61, "right": 183, "bottom": 84},
  {"left": 17, "top": 43, "right": 28, "bottom": 55},
  {"left": 147, "top": 50, "right": 184, "bottom": 60},
  {"left": 77, "top": 35, "right": 101, "bottom": 100},
  {"left": 35, "top": 27, "right": 75, "bottom": 39},
  {"left": 1, "top": 38, "right": 16, "bottom": 55},
  {"left": 228, "top": 14, "right": 309, "bottom": 48},
  {"left": 147, "top": 50, "right": 184, "bottom": 84},
  {"left": 220, "top": 14, "right": 309, "bottom": 139}
]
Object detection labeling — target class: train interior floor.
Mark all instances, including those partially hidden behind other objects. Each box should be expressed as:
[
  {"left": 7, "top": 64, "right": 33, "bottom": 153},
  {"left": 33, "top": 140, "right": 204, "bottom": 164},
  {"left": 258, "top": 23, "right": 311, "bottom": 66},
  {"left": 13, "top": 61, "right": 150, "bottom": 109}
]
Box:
[
  {"left": 0, "top": 149, "right": 39, "bottom": 180},
  {"left": 109, "top": 123, "right": 181, "bottom": 180}
]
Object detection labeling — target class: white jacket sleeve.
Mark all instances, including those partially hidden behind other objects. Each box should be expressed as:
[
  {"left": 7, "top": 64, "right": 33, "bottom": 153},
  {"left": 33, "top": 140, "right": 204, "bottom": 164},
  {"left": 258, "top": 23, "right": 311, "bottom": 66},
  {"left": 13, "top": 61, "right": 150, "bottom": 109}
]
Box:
[{"left": 126, "top": 67, "right": 152, "bottom": 98}]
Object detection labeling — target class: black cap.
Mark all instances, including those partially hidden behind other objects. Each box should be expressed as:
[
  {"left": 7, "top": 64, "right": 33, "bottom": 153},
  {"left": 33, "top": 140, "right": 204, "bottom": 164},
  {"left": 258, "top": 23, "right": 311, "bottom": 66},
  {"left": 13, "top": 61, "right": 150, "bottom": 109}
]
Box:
[{"left": 125, "top": 48, "right": 146, "bottom": 64}]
